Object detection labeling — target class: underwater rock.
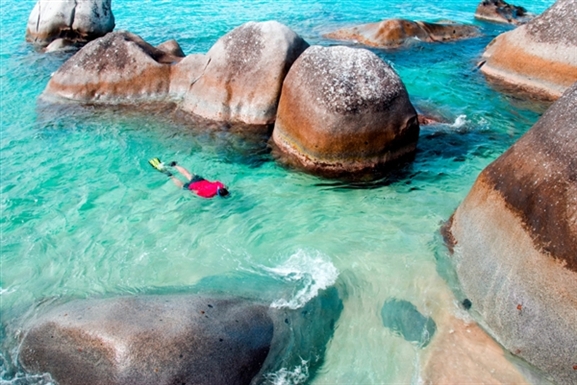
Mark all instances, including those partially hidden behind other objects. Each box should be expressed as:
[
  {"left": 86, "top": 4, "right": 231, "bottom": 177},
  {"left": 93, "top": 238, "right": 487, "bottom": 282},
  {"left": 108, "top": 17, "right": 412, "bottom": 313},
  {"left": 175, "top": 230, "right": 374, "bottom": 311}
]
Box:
[
  {"left": 43, "top": 31, "right": 184, "bottom": 103},
  {"left": 324, "top": 19, "right": 480, "bottom": 48},
  {"left": 445, "top": 82, "right": 577, "bottom": 385},
  {"left": 26, "top": 0, "right": 115, "bottom": 49},
  {"left": 380, "top": 298, "right": 436, "bottom": 347},
  {"left": 18, "top": 295, "right": 273, "bottom": 385},
  {"left": 45, "top": 38, "right": 80, "bottom": 53},
  {"left": 272, "top": 45, "right": 419, "bottom": 178},
  {"left": 475, "top": 0, "right": 534, "bottom": 25},
  {"left": 479, "top": 0, "right": 577, "bottom": 101},
  {"left": 180, "top": 21, "right": 309, "bottom": 125},
  {"left": 421, "top": 313, "right": 531, "bottom": 384}
]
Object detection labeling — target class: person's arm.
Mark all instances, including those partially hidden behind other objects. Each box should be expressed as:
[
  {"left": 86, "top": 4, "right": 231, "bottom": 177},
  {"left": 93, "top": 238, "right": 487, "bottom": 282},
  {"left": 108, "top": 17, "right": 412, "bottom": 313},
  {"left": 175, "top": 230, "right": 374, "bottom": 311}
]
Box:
[{"left": 169, "top": 176, "right": 184, "bottom": 188}]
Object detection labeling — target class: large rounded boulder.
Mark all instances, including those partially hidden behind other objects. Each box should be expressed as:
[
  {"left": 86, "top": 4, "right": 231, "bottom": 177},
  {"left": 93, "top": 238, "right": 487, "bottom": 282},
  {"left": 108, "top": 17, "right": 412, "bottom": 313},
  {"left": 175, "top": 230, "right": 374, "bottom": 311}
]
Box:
[
  {"left": 445, "top": 82, "right": 577, "bottom": 385},
  {"left": 26, "top": 0, "right": 115, "bottom": 48},
  {"left": 272, "top": 45, "right": 419, "bottom": 177},
  {"left": 15, "top": 274, "right": 343, "bottom": 385},
  {"left": 43, "top": 31, "right": 186, "bottom": 103},
  {"left": 18, "top": 295, "right": 273, "bottom": 385},
  {"left": 479, "top": 0, "right": 577, "bottom": 100},
  {"left": 180, "top": 21, "right": 309, "bottom": 126},
  {"left": 324, "top": 19, "right": 480, "bottom": 49}
]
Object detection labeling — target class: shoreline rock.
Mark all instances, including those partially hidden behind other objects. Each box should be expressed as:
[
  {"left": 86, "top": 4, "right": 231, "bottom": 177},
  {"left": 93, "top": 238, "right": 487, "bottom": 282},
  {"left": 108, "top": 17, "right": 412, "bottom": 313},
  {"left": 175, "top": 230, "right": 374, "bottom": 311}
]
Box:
[
  {"left": 445, "top": 82, "right": 577, "bottom": 385},
  {"left": 479, "top": 0, "right": 577, "bottom": 101},
  {"left": 324, "top": 19, "right": 480, "bottom": 49}
]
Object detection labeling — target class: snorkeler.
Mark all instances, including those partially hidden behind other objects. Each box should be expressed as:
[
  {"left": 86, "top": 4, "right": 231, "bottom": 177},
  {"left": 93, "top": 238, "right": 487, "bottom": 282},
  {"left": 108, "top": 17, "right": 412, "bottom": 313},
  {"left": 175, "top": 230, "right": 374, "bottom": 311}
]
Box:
[{"left": 149, "top": 158, "right": 229, "bottom": 198}]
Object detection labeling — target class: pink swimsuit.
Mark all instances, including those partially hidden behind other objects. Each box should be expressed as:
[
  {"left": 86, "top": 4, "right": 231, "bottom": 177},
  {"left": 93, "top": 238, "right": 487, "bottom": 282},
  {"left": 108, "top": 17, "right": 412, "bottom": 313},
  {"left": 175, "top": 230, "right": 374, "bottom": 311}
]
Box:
[{"left": 188, "top": 179, "right": 225, "bottom": 198}]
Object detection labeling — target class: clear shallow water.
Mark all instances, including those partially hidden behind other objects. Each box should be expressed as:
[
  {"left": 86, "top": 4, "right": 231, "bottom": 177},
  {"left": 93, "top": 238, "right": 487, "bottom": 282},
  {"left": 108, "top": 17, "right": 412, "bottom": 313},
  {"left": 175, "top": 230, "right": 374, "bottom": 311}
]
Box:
[{"left": 1, "top": 0, "right": 554, "bottom": 384}]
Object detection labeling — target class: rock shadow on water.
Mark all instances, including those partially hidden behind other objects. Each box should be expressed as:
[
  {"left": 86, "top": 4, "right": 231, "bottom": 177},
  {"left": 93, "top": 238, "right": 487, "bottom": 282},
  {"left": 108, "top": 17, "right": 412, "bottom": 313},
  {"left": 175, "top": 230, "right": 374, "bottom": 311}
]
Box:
[
  {"left": 380, "top": 298, "right": 436, "bottom": 348},
  {"left": 34, "top": 99, "right": 274, "bottom": 168}
]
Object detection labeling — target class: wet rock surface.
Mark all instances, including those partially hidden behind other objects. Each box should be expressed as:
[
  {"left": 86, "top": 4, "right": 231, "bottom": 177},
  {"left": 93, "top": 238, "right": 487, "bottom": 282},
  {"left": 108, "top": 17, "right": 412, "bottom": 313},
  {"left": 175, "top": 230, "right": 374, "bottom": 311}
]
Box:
[
  {"left": 446, "top": 83, "right": 577, "bottom": 385},
  {"left": 475, "top": 0, "right": 534, "bottom": 25},
  {"left": 479, "top": 0, "right": 577, "bottom": 100},
  {"left": 324, "top": 19, "right": 480, "bottom": 48},
  {"left": 26, "top": 0, "right": 115, "bottom": 49},
  {"left": 272, "top": 45, "right": 419, "bottom": 178}
]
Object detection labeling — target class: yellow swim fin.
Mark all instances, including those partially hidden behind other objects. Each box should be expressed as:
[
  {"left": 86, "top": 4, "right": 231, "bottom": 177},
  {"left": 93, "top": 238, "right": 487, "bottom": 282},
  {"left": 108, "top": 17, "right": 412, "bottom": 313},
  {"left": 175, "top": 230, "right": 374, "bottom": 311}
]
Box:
[{"left": 148, "top": 158, "right": 172, "bottom": 176}]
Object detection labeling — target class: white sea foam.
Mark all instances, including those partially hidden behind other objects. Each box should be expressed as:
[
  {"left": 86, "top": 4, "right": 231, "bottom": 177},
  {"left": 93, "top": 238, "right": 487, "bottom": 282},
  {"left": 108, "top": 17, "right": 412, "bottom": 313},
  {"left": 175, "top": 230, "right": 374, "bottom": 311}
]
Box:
[
  {"left": 450, "top": 114, "right": 469, "bottom": 128},
  {"left": 0, "top": 287, "right": 16, "bottom": 296},
  {"left": 266, "top": 250, "right": 339, "bottom": 310},
  {"left": 266, "top": 359, "right": 310, "bottom": 385}
]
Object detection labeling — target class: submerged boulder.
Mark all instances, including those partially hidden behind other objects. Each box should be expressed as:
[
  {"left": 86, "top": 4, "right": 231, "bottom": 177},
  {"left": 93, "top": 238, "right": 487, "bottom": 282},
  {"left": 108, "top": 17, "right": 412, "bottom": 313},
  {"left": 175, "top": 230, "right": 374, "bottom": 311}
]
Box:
[
  {"left": 43, "top": 31, "right": 185, "bottom": 103},
  {"left": 479, "top": 0, "right": 577, "bottom": 100},
  {"left": 272, "top": 45, "right": 419, "bottom": 178},
  {"left": 26, "top": 0, "right": 115, "bottom": 48},
  {"left": 421, "top": 313, "right": 531, "bottom": 384},
  {"left": 475, "top": 0, "right": 534, "bottom": 25},
  {"left": 324, "top": 19, "right": 480, "bottom": 49},
  {"left": 381, "top": 298, "right": 436, "bottom": 348},
  {"left": 445, "top": 83, "right": 577, "bottom": 385},
  {"left": 180, "top": 21, "right": 309, "bottom": 125}
]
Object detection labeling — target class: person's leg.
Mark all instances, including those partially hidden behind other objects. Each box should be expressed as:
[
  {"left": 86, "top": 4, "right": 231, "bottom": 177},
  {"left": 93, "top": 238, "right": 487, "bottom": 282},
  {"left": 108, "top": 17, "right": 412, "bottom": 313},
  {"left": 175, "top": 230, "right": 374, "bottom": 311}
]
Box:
[
  {"left": 169, "top": 176, "right": 184, "bottom": 188},
  {"left": 173, "top": 165, "right": 194, "bottom": 181}
]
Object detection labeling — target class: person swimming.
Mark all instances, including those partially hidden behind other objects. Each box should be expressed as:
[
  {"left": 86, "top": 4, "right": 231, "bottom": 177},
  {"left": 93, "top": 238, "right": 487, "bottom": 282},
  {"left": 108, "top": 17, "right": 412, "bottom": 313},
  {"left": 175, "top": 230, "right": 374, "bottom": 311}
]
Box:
[{"left": 149, "top": 158, "right": 229, "bottom": 198}]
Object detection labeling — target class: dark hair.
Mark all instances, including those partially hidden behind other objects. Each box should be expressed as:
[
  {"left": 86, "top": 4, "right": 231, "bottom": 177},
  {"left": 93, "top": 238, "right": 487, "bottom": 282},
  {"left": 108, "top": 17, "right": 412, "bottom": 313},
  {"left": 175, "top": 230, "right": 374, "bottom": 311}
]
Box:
[{"left": 217, "top": 187, "right": 229, "bottom": 197}]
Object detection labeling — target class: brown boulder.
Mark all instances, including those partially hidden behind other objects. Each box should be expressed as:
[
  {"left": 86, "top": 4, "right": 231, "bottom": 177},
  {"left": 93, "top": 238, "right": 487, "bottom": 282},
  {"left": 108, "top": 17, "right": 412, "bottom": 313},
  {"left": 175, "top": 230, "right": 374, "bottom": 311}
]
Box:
[
  {"left": 479, "top": 0, "right": 577, "bottom": 100},
  {"left": 445, "top": 82, "right": 577, "bottom": 385},
  {"left": 475, "top": 0, "right": 534, "bottom": 25},
  {"left": 324, "top": 19, "right": 480, "bottom": 49},
  {"left": 26, "top": 0, "right": 115, "bottom": 48},
  {"left": 43, "top": 31, "right": 185, "bottom": 103},
  {"left": 180, "top": 21, "right": 309, "bottom": 125},
  {"left": 272, "top": 45, "right": 419, "bottom": 178}
]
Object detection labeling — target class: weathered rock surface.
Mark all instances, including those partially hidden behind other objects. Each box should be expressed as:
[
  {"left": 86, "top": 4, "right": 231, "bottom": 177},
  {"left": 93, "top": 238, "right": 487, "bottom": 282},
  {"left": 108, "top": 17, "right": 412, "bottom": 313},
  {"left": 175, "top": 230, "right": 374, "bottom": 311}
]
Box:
[
  {"left": 445, "top": 82, "right": 577, "bottom": 385},
  {"left": 44, "top": 31, "right": 186, "bottom": 103},
  {"left": 479, "top": 0, "right": 577, "bottom": 100},
  {"left": 272, "top": 45, "right": 419, "bottom": 177},
  {"left": 16, "top": 275, "right": 343, "bottom": 385},
  {"left": 26, "top": 0, "right": 115, "bottom": 48},
  {"left": 324, "top": 19, "right": 480, "bottom": 48},
  {"left": 180, "top": 21, "right": 309, "bottom": 125},
  {"left": 19, "top": 294, "right": 272, "bottom": 385},
  {"left": 475, "top": 0, "right": 534, "bottom": 25},
  {"left": 41, "top": 21, "right": 308, "bottom": 129}
]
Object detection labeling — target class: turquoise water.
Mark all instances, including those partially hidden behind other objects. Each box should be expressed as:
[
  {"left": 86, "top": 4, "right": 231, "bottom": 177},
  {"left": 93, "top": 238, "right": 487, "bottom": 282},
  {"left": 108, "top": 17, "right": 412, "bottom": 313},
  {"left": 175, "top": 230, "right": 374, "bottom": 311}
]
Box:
[{"left": 1, "top": 0, "right": 555, "bottom": 384}]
